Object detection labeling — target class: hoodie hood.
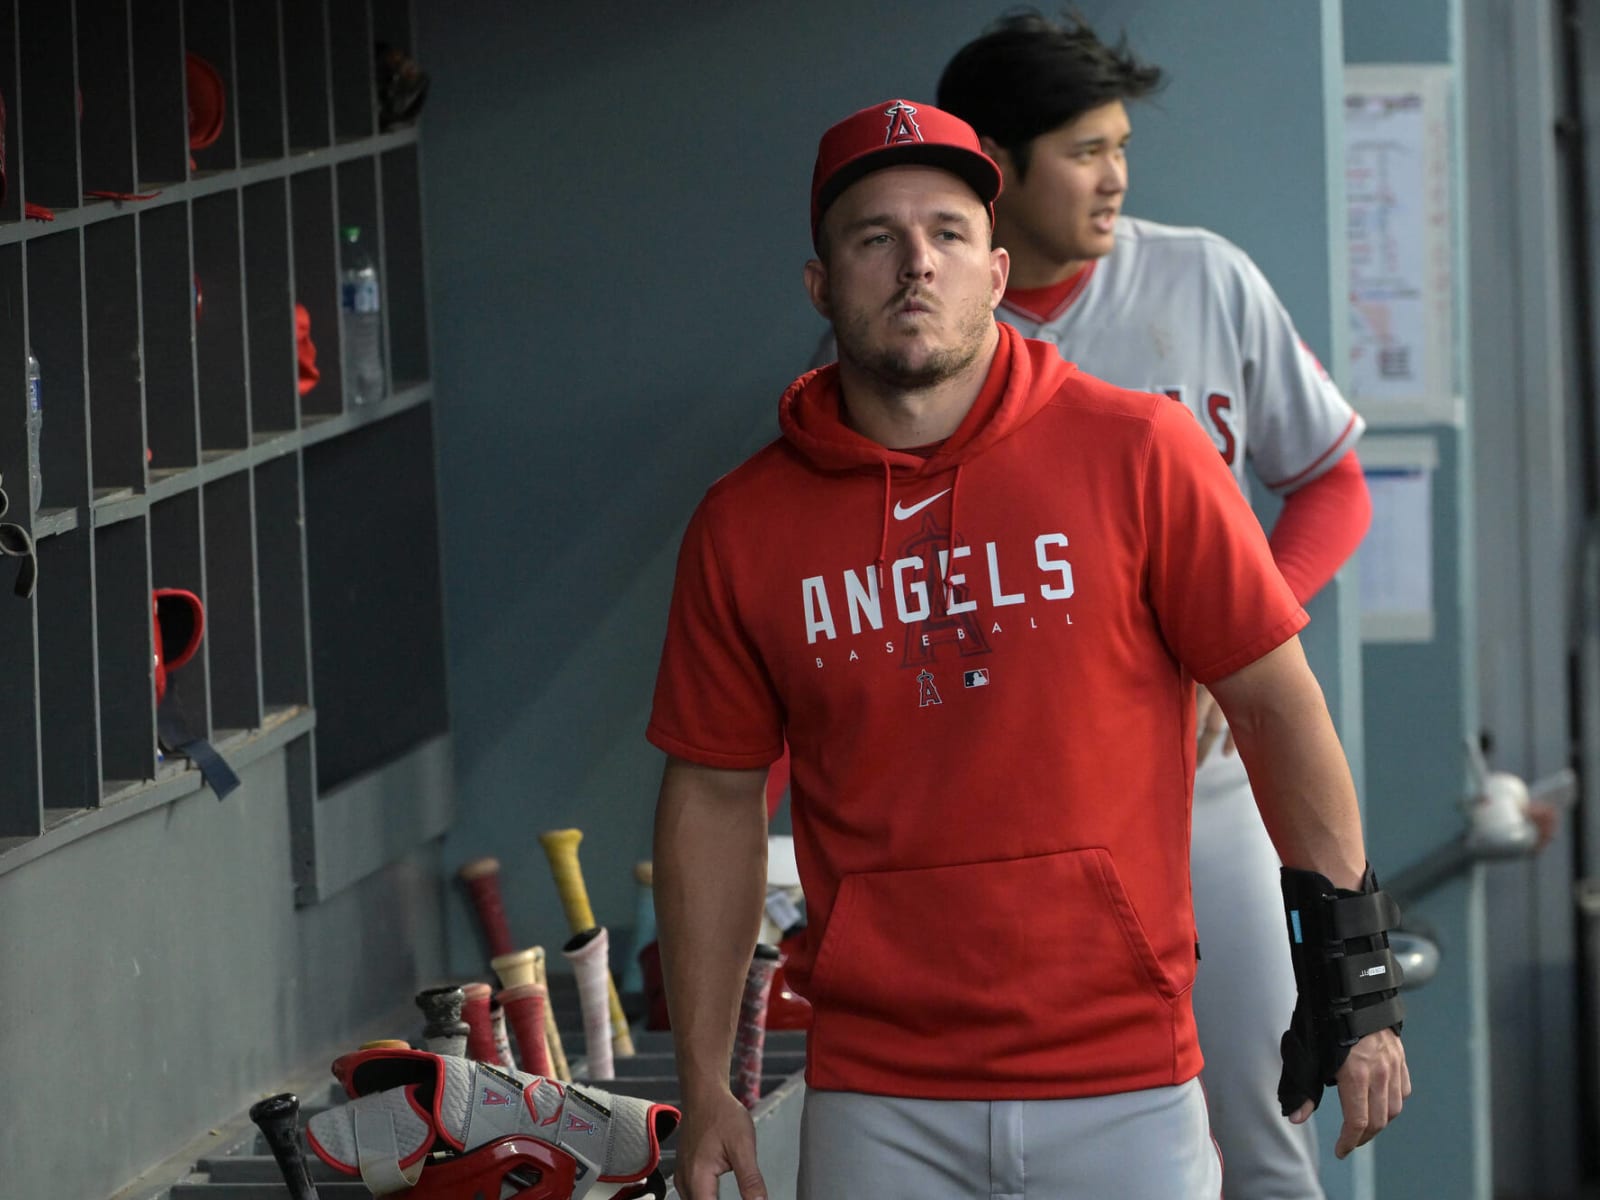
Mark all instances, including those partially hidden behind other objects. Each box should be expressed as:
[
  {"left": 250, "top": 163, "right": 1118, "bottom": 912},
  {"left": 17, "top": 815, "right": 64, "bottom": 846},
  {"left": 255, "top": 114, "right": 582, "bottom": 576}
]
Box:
[
  {"left": 778, "top": 322, "right": 1076, "bottom": 477},
  {"left": 777, "top": 322, "right": 1079, "bottom": 588}
]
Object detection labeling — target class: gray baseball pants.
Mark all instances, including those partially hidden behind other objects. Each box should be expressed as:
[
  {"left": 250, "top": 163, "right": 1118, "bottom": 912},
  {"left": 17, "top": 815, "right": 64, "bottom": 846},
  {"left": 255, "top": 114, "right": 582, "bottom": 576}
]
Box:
[{"left": 797, "top": 1079, "right": 1222, "bottom": 1198}]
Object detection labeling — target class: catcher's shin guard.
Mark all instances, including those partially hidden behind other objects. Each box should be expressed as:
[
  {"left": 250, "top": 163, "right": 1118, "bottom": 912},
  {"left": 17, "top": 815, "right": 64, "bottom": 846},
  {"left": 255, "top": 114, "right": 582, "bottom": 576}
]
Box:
[
  {"left": 1278, "top": 864, "right": 1405, "bottom": 1115},
  {"left": 305, "top": 1047, "right": 677, "bottom": 1199}
]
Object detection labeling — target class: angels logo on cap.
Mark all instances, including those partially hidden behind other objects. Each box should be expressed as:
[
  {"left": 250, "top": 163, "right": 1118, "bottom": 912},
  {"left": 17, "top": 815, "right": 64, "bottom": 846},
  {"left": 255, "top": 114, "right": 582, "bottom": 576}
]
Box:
[{"left": 882, "top": 100, "right": 922, "bottom": 145}]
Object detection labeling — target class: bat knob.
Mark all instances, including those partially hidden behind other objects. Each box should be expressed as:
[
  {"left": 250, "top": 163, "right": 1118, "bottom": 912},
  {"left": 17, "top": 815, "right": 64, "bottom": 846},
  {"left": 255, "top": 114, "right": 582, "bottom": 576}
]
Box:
[
  {"left": 248, "top": 1092, "right": 298, "bottom": 1128},
  {"left": 248, "top": 1093, "right": 321, "bottom": 1199},
  {"left": 563, "top": 925, "right": 603, "bottom": 954},
  {"left": 457, "top": 856, "right": 501, "bottom": 881},
  {"left": 416, "top": 984, "right": 467, "bottom": 1027}
]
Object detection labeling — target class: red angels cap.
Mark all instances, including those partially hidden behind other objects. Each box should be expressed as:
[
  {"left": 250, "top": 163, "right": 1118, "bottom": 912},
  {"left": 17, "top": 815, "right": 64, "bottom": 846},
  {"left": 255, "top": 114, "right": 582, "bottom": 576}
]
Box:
[
  {"left": 186, "top": 53, "right": 226, "bottom": 151},
  {"left": 810, "top": 98, "right": 1002, "bottom": 248}
]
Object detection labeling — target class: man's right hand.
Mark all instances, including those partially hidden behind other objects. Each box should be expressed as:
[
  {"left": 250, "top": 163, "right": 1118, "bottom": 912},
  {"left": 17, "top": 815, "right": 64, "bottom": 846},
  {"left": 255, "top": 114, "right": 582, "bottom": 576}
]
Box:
[{"left": 673, "top": 1087, "right": 768, "bottom": 1200}]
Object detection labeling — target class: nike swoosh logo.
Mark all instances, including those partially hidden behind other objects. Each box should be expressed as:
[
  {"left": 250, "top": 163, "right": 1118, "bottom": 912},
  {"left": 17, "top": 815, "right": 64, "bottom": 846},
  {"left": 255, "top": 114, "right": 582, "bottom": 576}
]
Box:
[{"left": 893, "top": 488, "right": 952, "bottom": 520}]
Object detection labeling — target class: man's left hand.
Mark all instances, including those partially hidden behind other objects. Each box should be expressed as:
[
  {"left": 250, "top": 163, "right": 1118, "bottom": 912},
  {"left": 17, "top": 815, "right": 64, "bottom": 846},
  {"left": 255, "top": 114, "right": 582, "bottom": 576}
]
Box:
[{"left": 1288, "top": 1027, "right": 1410, "bottom": 1158}]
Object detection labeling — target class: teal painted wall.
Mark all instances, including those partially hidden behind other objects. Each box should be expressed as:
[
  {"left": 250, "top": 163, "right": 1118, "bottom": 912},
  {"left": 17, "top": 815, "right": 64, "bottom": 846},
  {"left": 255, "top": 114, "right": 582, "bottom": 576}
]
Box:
[{"left": 1344, "top": 1, "right": 1489, "bottom": 1198}]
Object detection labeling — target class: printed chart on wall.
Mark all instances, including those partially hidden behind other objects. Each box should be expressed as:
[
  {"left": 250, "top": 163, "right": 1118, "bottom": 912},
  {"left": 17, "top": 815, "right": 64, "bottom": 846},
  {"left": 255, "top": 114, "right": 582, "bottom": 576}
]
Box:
[
  {"left": 1346, "top": 66, "right": 1454, "bottom": 644},
  {"left": 1344, "top": 65, "right": 1457, "bottom": 425},
  {"left": 1357, "top": 435, "right": 1438, "bottom": 644}
]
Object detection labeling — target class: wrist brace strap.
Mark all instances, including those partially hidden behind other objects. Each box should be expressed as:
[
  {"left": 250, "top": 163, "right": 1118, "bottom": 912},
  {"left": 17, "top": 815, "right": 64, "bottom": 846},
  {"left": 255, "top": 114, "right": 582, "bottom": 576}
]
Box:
[{"left": 1277, "top": 864, "right": 1405, "bottom": 1115}]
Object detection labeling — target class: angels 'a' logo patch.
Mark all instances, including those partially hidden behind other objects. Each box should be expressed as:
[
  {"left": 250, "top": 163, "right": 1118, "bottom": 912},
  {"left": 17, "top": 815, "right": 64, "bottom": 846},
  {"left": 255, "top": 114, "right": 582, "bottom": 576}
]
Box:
[
  {"left": 481, "top": 1087, "right": 514, "bottom": 1106},
  {"left": 883, "top": 101, "right": 922, "bottom": 145},
  {"left": 565, "top": 1113, "right": 596, "bottom": 1135}
]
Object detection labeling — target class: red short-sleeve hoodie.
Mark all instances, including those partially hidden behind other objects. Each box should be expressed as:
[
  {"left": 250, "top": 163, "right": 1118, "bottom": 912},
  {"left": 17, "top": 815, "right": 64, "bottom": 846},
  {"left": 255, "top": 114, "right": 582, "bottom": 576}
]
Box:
[{"left": 648, "top": 323, "right": 1306, "bottom": 1099}]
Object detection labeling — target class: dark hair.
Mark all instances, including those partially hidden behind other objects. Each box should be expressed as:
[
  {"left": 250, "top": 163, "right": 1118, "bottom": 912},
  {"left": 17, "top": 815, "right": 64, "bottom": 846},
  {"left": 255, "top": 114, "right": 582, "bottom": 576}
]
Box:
[{"left": 937, "top": 9, "right": 1164, "bottom": 176}]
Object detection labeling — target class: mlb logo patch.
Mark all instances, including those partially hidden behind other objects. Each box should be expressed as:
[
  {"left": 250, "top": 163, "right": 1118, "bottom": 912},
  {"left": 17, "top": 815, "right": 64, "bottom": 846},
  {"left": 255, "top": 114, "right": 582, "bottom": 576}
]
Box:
[{"left": 963, "top": 669, "right": 990, "bottom": 688}]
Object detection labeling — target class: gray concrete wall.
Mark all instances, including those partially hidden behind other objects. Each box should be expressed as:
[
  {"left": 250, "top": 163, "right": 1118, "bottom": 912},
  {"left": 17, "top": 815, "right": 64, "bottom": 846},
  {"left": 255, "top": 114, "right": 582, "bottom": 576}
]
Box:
[{"left": 0, "top": 743, "right": 447, "bottom": 1199}]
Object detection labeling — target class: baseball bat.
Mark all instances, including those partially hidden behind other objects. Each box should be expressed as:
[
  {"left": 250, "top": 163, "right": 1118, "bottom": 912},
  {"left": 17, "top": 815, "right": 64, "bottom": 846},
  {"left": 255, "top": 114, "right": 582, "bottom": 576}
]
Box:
[
  {"left": 458, "top": 856, "right": 516, "bottom": 960},
  {"left": 489, "top": 996, "right": 518, "bottom": 1071},
  {"left": 492, "top": 945, "right": 570, "bottom": 1082},
  {"left": 733, "top": 944, "right": 781, "bottom": 1108},
  {"left": 539, "top": 828, "right": 635, "bottom": 1057},
  {"left": 532, "top": 947, "right": 571, "bottom": 1082},
  {"left": 620, "top": 860, "right": 655, "bottom": 994},
  {"left": 563, "top": 926, "right": 615, "bottom": 1080},
  {"left": 498, "top": 982, "right": 554, "bottom": 1077},
  {"left": 415, "top": 984, "right": 470, "bottom": 1057},
  {"left": 461, "top": 981, "right": 499, "bottom": 1064},
  {"left": 248, "top": 1093, "right": 321, "bottom": 1200},
  {"left": 490, "top": 946, "right": 542, "bottom": 988}
]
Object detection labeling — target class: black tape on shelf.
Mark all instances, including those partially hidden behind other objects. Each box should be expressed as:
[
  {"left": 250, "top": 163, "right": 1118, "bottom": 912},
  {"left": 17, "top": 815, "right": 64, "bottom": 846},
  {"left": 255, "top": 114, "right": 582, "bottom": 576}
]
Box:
[{"left": 158, "top": 702, "right": 241, "bottom": 800}]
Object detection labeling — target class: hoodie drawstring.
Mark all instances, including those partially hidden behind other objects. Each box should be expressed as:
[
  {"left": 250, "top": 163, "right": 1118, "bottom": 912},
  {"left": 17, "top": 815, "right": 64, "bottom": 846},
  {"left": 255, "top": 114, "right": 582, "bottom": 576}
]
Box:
[
  {"left": 945, "top": 464, "right": 964, "bottom": 615},
  {"left": 874, "top": 458, "right": 892, "bottom": 587},
  {"left": 875, "top": 460, "right": 966, "bottom": 608}
]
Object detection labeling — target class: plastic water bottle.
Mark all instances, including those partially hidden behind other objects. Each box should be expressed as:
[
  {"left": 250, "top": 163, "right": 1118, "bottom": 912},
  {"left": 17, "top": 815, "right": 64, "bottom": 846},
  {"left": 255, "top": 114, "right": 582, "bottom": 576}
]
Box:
[
  {"left": 339, "top": 225, "right": 384, "bottom": 405},
  {"left": 26, "top": 348, "right": 41, "bottom": 512}
]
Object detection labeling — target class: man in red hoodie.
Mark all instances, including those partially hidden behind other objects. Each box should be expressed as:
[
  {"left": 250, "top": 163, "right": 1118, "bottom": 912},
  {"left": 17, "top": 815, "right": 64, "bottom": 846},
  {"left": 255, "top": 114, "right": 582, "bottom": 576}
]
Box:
[{"left": 649, "top": 100, "right": 1409, "bottom": 1200}]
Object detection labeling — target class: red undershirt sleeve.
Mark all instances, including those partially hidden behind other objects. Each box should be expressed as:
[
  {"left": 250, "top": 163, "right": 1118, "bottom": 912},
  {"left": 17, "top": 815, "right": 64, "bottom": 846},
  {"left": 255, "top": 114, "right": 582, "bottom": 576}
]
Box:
[{"left": 1267, "top": 451, "right": 1372, "bottom": 605}]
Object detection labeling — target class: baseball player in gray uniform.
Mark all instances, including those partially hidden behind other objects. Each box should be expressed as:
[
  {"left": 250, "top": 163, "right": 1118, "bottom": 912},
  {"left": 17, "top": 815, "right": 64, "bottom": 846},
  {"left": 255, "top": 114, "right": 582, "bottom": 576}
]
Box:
[{"left": 935, "top": 13, "right": 1375, "bottom": 1198}]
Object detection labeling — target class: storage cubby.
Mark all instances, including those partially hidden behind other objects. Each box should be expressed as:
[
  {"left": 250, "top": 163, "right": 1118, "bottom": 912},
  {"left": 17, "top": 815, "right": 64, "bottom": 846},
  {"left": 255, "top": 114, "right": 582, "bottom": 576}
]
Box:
[
  {"left": 305, "top": 405, "right": 447, "bottom": 791},
  {"left": 254, "top": 453, "right": 309, "bottom": 712},
  {"left": 191, "top": 188, "right": 248, "bottom": 455},
  {"left": 0, "top": 0, "right": 442, "bottom": 898},
  {"left": 140, "top": 200, "right": 199, "bottom": 477},
  {"left": 282, "top": 0, "right": 333, "bottom": 153},
  {"left": 131, "top": 0, "right": 188, "bottom": 192},
  {"left": 202, "top": 470, "right": 260, "bottom": 737},
  {"left": 243, "top": 179, "right": 296, "bottom": 437},
  {"left": 84, "top": 214, "right": 147, "bottom": 499},
  {"left": 18, "top": 2, "right": 80, "bottom": 213},
  {"left": 76, "top": 0, "right": 135, "bottom": 201},
  {"left": 290, "top": 167, "right": 344, "bottom": 419},
  {"left": 0, "top": 576, "right": 40, "bottom": 836},
  {"left": 380, "top": 144, "right": 428, "bottom": 389},
  {"left": 151, "top": 490, "right": 209, "bottom": 753},
  {"left": 0, "top": 243, "right": 25, "bottom": 512},
  {"left": 25, "top": 230, "right": 89, "bottom": 517},
  {"left": 0, "top": 0, "right": 21, "bottom": 227},
  {"left": 183, "top": 0, "right": 237, "bottom": 176},
  {"left": 336, "top": 155, "right": 384, "bottom": 400},
  {"left": 37, "top": 527, "right": 99, "bottom": 820},
  {"left": 232, "top": 0, "right": 285, "bottom": 164},
  {"left": 329, "top": 0, "right": 374, "bottom": 143},
  {"left": 94, "top": 514, "right": 156, "bottom": 799}
]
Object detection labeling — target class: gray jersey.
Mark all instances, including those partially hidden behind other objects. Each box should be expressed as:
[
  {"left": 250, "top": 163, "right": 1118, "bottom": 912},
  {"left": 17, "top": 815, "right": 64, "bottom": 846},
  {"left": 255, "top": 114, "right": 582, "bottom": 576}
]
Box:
[{"left": 998, "top": 216, "right": 1363, "bottom": 495}]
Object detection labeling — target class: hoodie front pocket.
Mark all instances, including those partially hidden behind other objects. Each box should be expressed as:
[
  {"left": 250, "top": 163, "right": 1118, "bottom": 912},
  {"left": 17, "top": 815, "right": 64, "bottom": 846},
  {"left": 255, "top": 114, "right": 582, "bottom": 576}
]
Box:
[{"left": 806, "top": 847, "right": 1184, "bottom": 1088}]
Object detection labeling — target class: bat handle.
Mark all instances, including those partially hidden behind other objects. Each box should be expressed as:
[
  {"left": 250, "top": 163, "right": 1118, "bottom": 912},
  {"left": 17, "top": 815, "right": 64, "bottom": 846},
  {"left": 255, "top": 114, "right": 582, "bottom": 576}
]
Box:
[
  {"left": 733, "top": 944, "right": 781, "bottom": 1108},
  {"left": 248, "top": 1093, "right": 321, "bottom": 1200},
  {"left": 458, "top": 856, "right": 515, "bottom": 959},
  {"left": 541, "top": 830, "right": 637, "bottom": 1057},
  {"left": 539, "top": 829, "right": 596, "bottom": 931}
]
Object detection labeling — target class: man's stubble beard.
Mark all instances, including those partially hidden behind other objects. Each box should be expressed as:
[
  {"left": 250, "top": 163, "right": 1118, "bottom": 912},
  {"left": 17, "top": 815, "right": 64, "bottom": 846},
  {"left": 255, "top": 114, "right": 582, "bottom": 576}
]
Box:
[{"left": 834, "top": 294, "right": 995, "bottom": 391}]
